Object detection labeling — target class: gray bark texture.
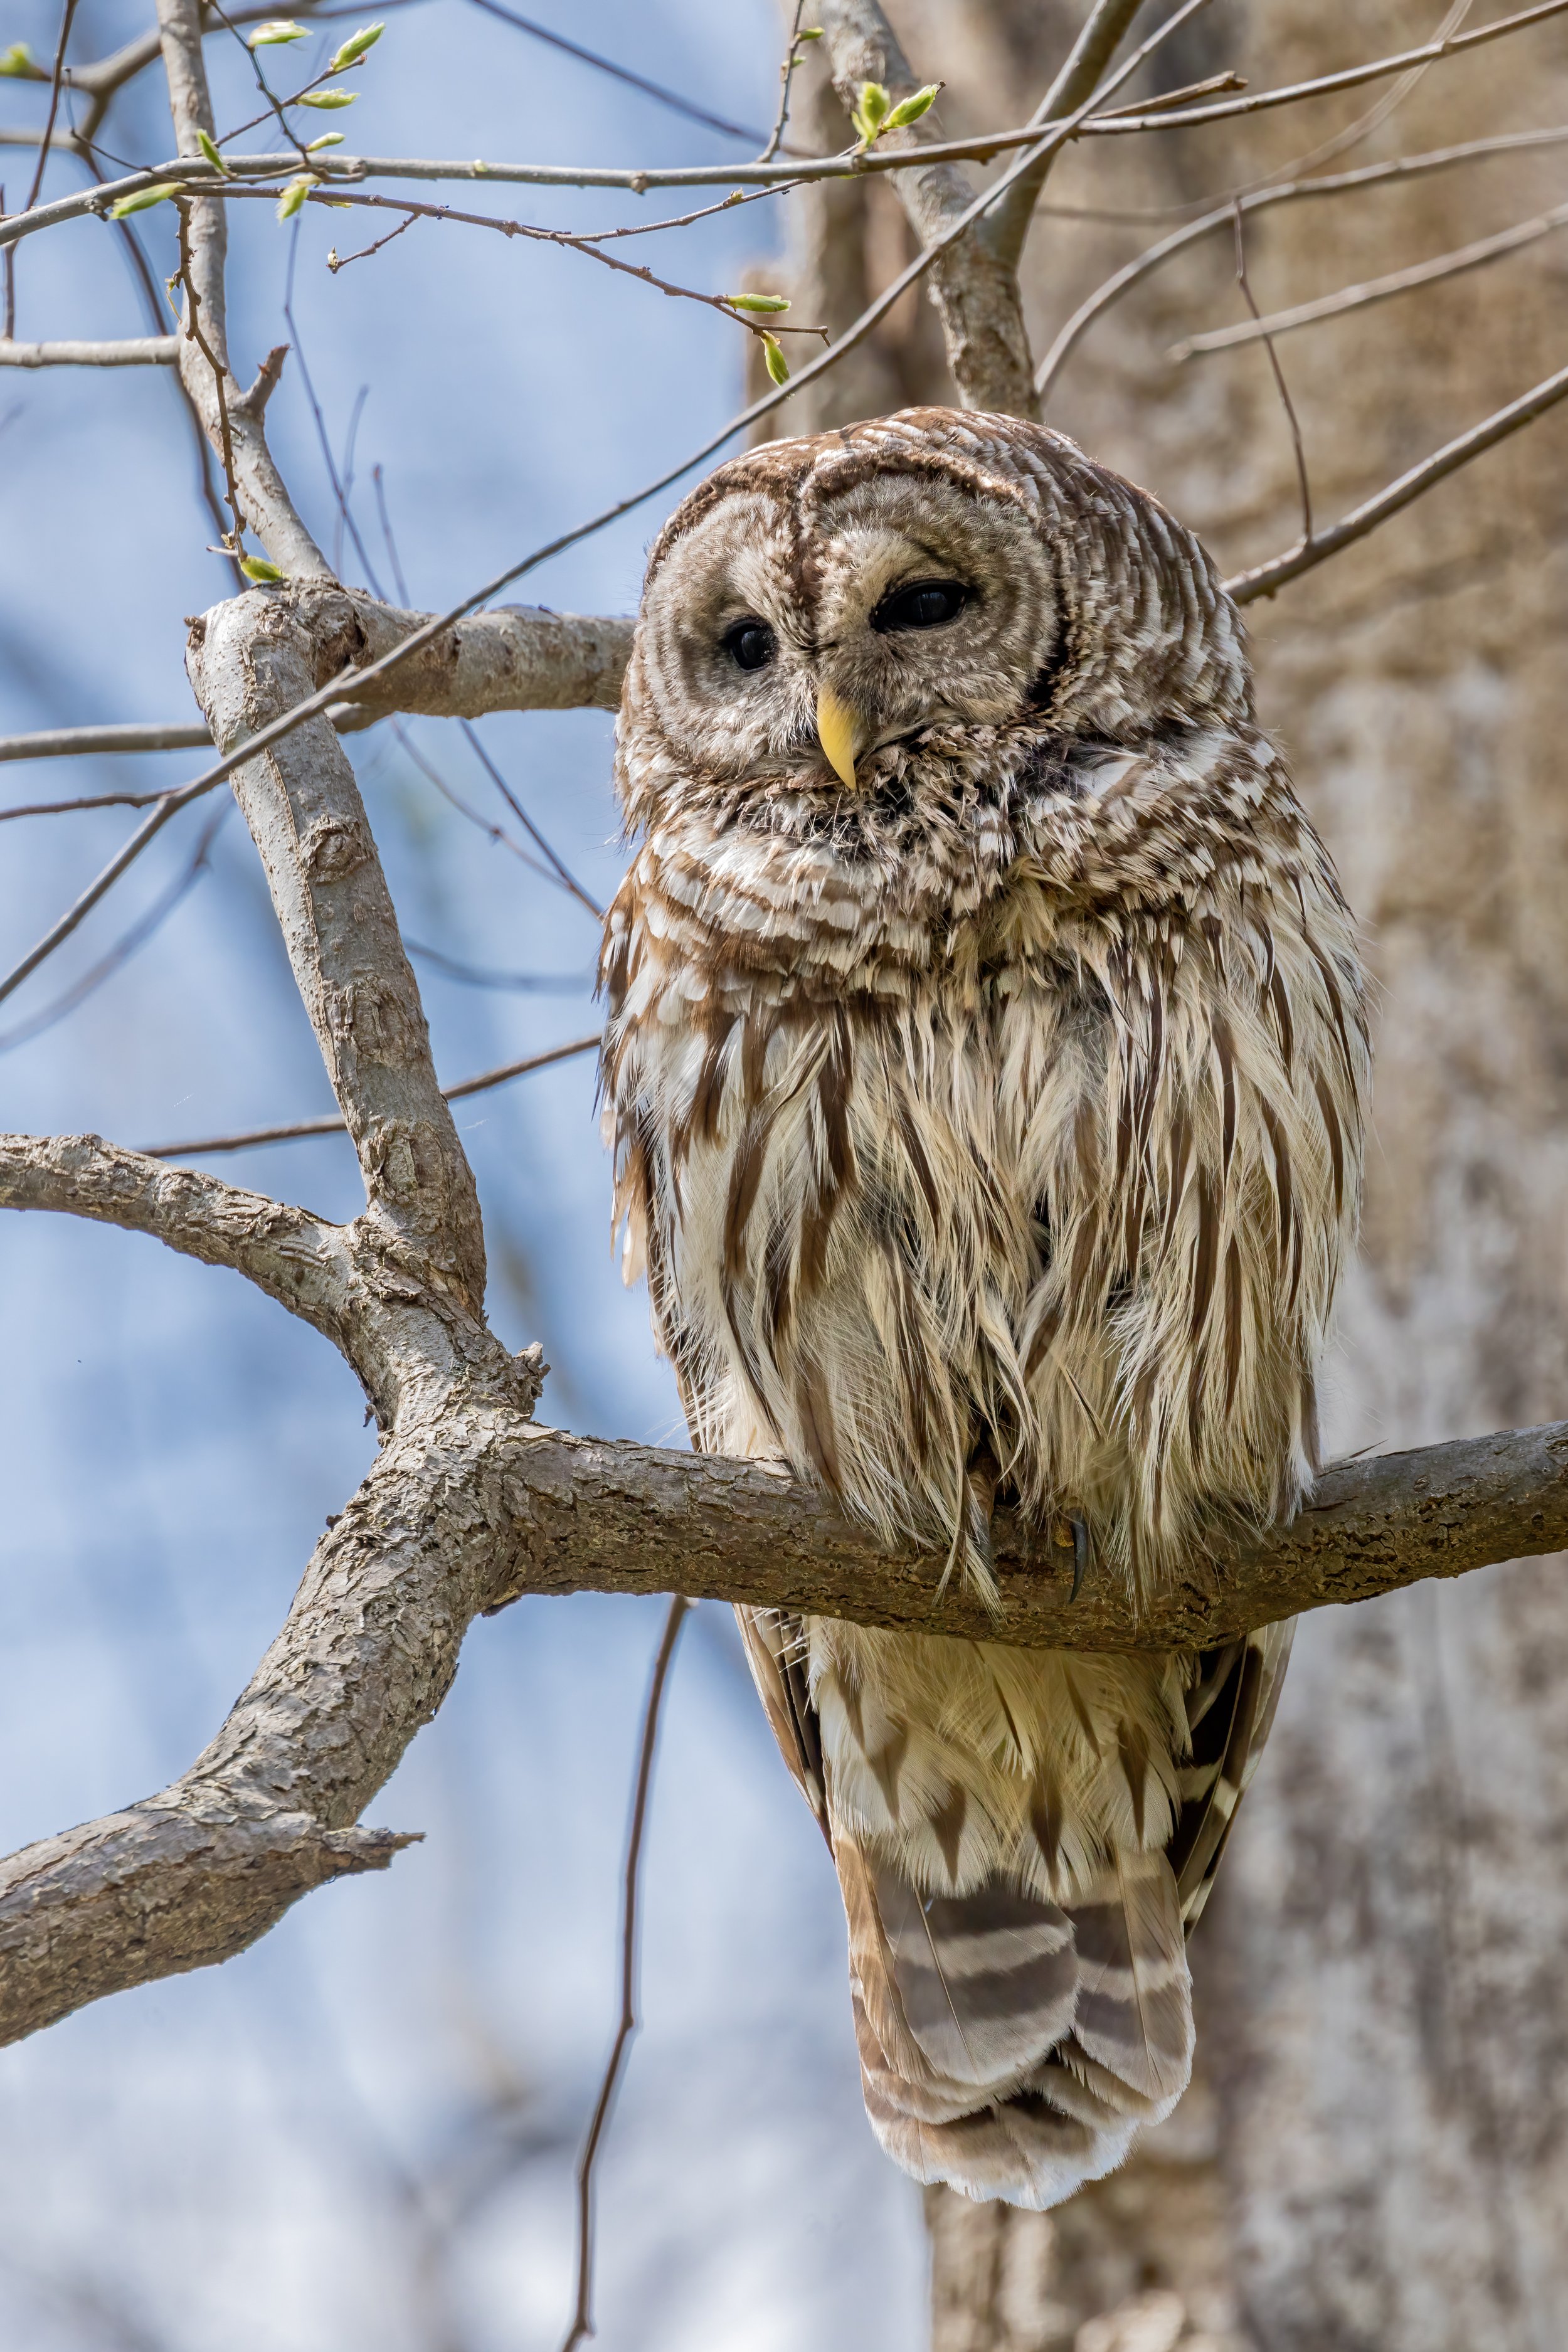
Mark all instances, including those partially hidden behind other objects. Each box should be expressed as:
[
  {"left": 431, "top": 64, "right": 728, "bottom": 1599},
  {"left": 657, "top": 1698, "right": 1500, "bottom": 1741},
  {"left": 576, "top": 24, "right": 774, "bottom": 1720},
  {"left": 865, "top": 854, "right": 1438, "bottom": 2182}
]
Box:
[{"left": 807, "top": 1, "right": 1568, "bottom": 2344}]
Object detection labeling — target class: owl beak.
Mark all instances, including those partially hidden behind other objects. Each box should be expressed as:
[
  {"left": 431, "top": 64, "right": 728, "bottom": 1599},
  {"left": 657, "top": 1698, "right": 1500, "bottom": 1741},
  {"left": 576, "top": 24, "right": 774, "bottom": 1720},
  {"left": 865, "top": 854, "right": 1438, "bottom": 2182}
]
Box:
[{"left": 815, "top": 685, "right": 869, "bottom": 791}]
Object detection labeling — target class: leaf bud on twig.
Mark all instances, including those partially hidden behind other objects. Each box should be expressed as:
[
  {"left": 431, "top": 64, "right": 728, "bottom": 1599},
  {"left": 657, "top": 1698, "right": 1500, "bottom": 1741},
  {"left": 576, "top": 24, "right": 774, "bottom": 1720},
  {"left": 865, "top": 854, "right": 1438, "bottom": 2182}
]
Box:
[
  {"left": 109, "top": 183, "right": 183, "bottom": 218},
  {"left": 248, "top": 19, "right": 307, "bottom": 46},
  {"left": 196, "top": 130, "right": 229, "bottom": 175},
  {"left": 296, "top": 87, "right": 357, "bottom": 108},
  {"left": 850, "top": 82, "right": 890, "bottom": 144},
  {"left": 883, "top": 82, "right": 943, "bottom": 130},
  {"left": 239, "top": 557, "right": 287, "bottom": 583},
  {"left": 726, "top": 292, "right": 791, "bottom": 314},
  {"left": 327, "top": 21, "right": 384, "bottom": 70},
  {"left": 761, "top": 332, "right": 790, "bottom": 386},
  {"left": 275, "top": 175, "right": 319, "bottom": 221}
]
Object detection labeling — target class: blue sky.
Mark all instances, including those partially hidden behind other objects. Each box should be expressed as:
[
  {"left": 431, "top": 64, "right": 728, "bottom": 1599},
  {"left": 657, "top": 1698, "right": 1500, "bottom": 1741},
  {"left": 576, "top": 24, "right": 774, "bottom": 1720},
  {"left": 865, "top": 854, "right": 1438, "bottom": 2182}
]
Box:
[{"left": 0, "top": 5, "right": 929, "bottom": 2344}]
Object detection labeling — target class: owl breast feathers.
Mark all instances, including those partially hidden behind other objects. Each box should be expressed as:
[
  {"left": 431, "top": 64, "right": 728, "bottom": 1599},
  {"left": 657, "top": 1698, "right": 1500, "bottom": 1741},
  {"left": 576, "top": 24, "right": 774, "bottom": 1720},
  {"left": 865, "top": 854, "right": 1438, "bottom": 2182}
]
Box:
[{"left": 600, "top": 408, "right": 1369, "bottom": 2208}]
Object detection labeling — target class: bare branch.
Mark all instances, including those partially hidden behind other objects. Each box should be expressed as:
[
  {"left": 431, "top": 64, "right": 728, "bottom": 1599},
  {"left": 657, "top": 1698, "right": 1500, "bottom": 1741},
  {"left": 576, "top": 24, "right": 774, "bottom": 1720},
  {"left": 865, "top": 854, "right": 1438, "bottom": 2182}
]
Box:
[
  {"left": 559, "top": 1593, "right": 690, "bottom": 2352},
  {"left": 1176, "top": 199, "right": 1568, "bottom": 360},
  {"left": 986, "top": 0, "right": 1146, "bottom": 271},
  {"left": 143, "top": 1031, "right": 602, "bottom": 1157},
  {"left": 1036, "top": 125, "right": 1568, "bottom": 401},
  {"left": 3, "top": 0, "right": 1566, "bottom": 244},
  {"left": 0, "top": 723, "right": 212, "bottom": 767},
  {"left": 464, "top": 0, "right": 770, "bottom": 147},
  {"left": 0, "top": 1130, "right": 354, "bottom": 1330},
  {"left": 0, "top": 335, "right": 178, "bottom": 364},
  {"left": 1088, "top": 0, "right": 1568, "bottom": 137},
  {"left": 1, "top": 1393, "right": 1562, "bottom": 2045},
  {"left": 814, "top": 0, "right": 1040, "bottom": 414},
  {"left": 154, "top": 0, "right": 333, "bottom": 578},
  {"left": 1226, "top": 359, "right": 1568, "bottom": 603},
  {"left": 187, "top": 590, "right": 487, "bottom": 1304}
]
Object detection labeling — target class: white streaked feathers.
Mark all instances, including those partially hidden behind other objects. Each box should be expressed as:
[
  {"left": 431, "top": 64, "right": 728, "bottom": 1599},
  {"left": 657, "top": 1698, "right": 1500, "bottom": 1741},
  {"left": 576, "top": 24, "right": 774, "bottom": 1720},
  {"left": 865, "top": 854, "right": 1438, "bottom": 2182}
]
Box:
[{"left": 601, "top": 410, "right": 1369, "bottom": 2210}]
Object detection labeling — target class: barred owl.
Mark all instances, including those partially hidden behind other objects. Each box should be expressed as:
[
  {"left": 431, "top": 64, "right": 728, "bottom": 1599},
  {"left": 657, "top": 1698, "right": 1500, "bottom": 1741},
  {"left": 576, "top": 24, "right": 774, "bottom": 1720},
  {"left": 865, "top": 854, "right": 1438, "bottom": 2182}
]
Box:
[{"left": 600, "top": 408, "right": 1369, "bottom": 2208}]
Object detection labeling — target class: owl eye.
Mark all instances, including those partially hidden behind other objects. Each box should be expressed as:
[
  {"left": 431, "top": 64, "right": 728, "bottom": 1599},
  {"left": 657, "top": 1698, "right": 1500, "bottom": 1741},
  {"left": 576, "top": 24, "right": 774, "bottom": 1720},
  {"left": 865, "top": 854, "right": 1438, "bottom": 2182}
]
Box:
[
  {"left": 872, "top": 578, "right": 969, "bottom": 633},
  {"left": 723, "top": 618, "right": 777, "bottom": 672}
]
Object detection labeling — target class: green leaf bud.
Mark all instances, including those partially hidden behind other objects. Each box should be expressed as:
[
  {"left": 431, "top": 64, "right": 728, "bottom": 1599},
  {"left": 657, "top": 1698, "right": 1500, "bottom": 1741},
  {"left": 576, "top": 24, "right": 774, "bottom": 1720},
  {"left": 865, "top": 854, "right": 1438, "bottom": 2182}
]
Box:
[
  {"left": 327, "top": 21, "right": 383, "bottom": 70},
  {"left": 726, "top": 292, "right": 790, "bottom": 314},
  {"left": 240, "top": 556, "right": 287, "bottom": 583},
  {"left": 275, "top": 174, "right": 318, "bottom": 220},
  {"left": 248, "top": 19, "right": 307, "bottom": 45},
  {"left": 850, "top": 80, "right": 890, "bottom": 142},
  {"left": 305, "top": 131, "right": 345, "bottom": 151},
  {"left": 761, "top": 332, "right": 790, "bottom": 387},
  {"left": 196, "top": 129, "right": 228, "bottom": 174},
  {"left": 883, "top": 82, "right": 941, "bottom": 129},
  {"left": 108, "top": 182, "right": 183, "bottom": 218},
  {"left": 0, "top": 41, "right": 38, "bottom": 75},
  {"left": 296, "top": 86, "right": 356, "bottom": 107}
]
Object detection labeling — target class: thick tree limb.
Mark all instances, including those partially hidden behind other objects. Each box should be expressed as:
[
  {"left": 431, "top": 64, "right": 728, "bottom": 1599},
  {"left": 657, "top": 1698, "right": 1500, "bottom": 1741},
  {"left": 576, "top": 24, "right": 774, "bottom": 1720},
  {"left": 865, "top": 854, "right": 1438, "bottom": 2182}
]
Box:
[
  {"left": 0, "top": 1365, "right": 1560, "bottom": 2047},
  {"left": 187, "top": 592, "right": 487, "bottom": 1309}
]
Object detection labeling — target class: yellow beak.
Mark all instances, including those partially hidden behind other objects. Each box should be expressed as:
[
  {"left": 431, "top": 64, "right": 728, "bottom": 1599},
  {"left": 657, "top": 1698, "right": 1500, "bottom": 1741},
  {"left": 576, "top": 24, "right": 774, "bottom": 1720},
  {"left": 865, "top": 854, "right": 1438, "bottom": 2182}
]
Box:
[{"left": 816, "top": 685, "right": 868, "bottom": 791}]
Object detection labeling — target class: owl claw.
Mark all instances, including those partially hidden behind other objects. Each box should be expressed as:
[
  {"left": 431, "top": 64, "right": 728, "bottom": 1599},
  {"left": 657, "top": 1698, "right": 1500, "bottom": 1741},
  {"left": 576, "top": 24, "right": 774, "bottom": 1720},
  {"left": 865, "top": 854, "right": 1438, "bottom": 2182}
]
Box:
[{"left": 1069, "top": 1516, "right": 1092, "bottom": 1603}]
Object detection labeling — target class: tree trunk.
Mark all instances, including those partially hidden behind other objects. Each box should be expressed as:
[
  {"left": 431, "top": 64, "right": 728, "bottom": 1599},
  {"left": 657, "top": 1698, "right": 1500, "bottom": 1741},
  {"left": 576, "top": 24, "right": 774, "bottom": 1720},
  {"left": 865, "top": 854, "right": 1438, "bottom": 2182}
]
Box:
[{"left": 767, "top": 5, "right": 1568, "bottom": 2343}]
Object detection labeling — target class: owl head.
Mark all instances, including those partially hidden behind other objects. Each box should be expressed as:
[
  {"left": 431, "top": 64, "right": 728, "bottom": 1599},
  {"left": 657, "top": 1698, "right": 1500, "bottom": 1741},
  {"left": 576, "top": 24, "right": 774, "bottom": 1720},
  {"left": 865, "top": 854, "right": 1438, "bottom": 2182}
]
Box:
[{"left": 618, "top": 408, "right": 1251, "bottom": 830}]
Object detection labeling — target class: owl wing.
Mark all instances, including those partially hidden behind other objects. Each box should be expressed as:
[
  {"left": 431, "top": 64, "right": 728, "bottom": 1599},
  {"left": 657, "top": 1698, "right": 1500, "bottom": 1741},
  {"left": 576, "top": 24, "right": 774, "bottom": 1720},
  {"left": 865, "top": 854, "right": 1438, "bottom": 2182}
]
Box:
[
  {"left": 1166, "top": 1618, "right": 1295, "bottom": 1929},
  {"left": 734, "top": 1605, "right": 831, "bottom": 1845}
]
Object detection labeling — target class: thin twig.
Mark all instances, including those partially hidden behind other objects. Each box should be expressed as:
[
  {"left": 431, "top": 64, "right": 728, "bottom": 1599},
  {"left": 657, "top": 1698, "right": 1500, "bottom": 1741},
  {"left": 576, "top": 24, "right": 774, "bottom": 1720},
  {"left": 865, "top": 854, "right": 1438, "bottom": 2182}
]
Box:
[
  {"left": 465, "top": 0, "right": 768, "bottom": 147},
  {"left": 372, "top": 464, "right": 410, "bottom": 602},
  {"left": 1225, "top": 359, "right": 1568, "bottom": 605},
  {"left": 758, "top": 1, "right": 807, "bottom": 164},
  {"left": 0, "top": 0, "right": 1286, "bottom": 1007},
  {"left": 458, "top": 721, "right": 604, "bottom": 921},
  {"left": 173, "top": 197, "right": 243, "bottom": 551},
  {"left": 0, "top": 803, "right": 228, "bottom": 1053},
  {"left": 559, "top": 1594, "right": 691, "bottom": 2352},
  {"left": 6, "top": 0, "right": 81, "bottom": 334},
  {"left": 1231, "top": 198, "right": 1311, "bottom": 549},
  {"left": 18, "top": 0, "right": 1568, "bottom": 240},
  {"left": 390, "top": 718, "right": 581, "bottom": 898},
  {"left": 1035, "top": 124, "right": 1568, "bottom": 400},
  {"left": 1179, "top": 199, "right": 1568, "bottom": 359},
  {"left": 405, "top": 937, "right": 591, "bottom": 993},
  {"left": 143, "top": 1029, "right": 602, "bottom": 1155}
]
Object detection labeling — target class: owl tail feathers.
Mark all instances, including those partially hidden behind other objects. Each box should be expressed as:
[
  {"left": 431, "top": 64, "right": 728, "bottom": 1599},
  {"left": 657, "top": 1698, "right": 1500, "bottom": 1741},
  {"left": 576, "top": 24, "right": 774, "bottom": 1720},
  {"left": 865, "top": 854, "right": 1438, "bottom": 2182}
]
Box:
[{"left": 837, "top": 1836, "right": 1193, "bottom": 2210}]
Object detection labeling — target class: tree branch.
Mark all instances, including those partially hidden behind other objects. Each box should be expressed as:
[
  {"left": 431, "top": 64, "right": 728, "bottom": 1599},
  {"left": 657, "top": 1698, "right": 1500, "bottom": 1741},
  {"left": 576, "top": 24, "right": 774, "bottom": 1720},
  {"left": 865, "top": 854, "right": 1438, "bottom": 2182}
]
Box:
[
  {"left": 154, "top": 0, "right": 332, "bottom": 578},
  {"left": 0, "top": 1130, "right": 357, "bottom": 1337},
  {"left": 813, "top": 0, "right": 1039, "bottom": 415},
  {"left": 1034, "top": 125, "right": 1568, "bottom": 403},
  {"left": 0, "top": 335, "right": 179, "bottom": 364},
  {"left": 1, "top": 1387, "right": 1561, "bottom": 2046},
  {"left": 1175, "top": 199, "right": 1568, "bottom": 361},
  {"left": 1226, "top": 359, "right": 1568, "bottom": 604},
  {"left": 985, "top": 0, "right": 1144, "bottom": 272},
  {"left": 186, "top": 590, "right": 487, "bottom": 1307}
]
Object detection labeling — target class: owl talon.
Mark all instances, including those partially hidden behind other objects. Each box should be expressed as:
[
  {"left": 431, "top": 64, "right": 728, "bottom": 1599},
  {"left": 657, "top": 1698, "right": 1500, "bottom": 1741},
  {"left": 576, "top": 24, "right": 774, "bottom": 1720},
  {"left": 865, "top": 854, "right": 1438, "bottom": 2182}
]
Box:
[{"left": 1069, "top": 1516, "right": 1091, "bottom": 1603}]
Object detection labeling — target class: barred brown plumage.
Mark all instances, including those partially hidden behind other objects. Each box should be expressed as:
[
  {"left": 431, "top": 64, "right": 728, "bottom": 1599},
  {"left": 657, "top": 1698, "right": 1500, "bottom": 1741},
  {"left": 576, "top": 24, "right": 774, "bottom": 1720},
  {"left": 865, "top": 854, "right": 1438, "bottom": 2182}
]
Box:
[{"left": 599, "top": 408, "right": 1369, "bottom": 2207}]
